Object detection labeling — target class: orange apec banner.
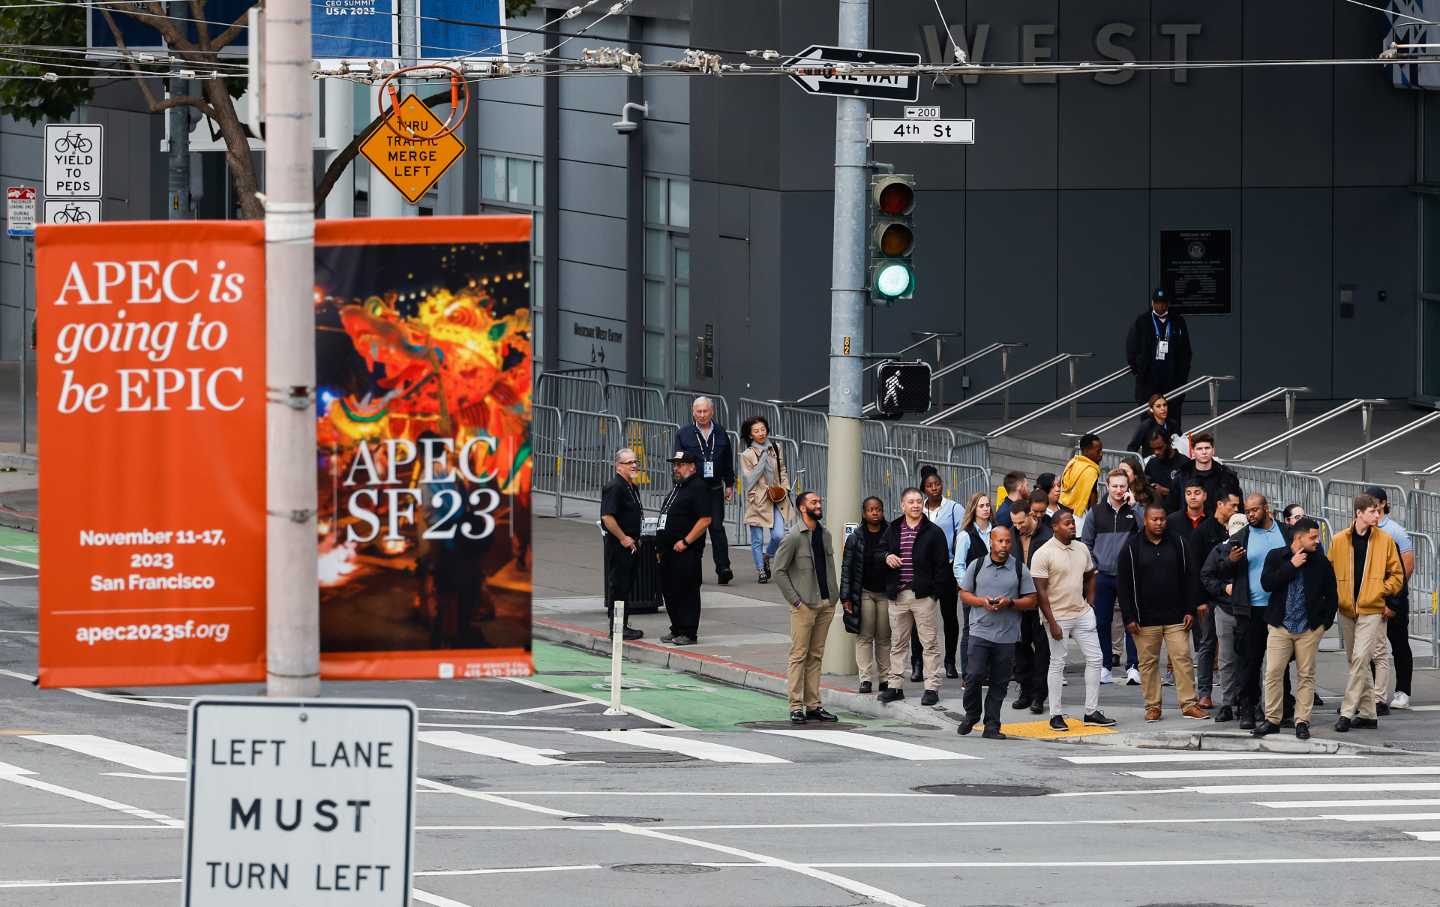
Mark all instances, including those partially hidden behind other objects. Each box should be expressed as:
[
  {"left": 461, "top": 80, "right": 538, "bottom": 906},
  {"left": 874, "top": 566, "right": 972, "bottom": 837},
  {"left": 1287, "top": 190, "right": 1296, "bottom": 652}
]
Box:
[
  {"left": 315, "top": 217, "right": 534, "bottom": 680},
  {"left": 36, "top": 222, "right": 266, "bottom": 687}
]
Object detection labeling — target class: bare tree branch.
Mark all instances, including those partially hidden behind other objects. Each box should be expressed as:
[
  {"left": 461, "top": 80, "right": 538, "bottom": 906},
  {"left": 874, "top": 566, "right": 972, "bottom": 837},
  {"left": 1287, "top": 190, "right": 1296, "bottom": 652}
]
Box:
[
  {"left": 212, "top": 0, "right": 254, "bottom": 51},
  {"left": 190, "top": 0, "right": 212, "bottom": 50}
]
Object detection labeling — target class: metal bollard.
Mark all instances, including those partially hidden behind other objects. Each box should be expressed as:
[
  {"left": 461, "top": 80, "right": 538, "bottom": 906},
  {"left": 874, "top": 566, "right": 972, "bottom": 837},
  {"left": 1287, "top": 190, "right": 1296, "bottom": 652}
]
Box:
[{"left": 604, "top": 600, "right": 627, "bottom": 716}]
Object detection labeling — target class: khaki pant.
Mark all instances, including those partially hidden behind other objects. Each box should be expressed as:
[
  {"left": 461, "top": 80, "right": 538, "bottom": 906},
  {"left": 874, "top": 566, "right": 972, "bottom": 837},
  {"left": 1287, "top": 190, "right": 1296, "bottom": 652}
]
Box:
[
  {"left": 1339, "top": 612, "right": 1388, "bottom": 720},
  {"left": 887, "top": 591, "right": 943, "bottom": 692},
  {"left": 1134, "top": 623, "right": 1198, "bottom": 711},
  {"left": 1264, "top": 624, "right": 1324, "bottom": 725},
  {"left": 855, "top": 590, "right": 893, "bottom": 685},
  {"left": 787, "top": 602, "right": 834, "bottom": 710}
]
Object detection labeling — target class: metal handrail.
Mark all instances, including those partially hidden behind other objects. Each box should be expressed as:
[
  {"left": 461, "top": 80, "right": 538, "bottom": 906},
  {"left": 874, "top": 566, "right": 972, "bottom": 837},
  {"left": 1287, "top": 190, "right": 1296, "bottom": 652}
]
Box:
[
  {"left": 1232, "top": 398, "right": 1386, "bottom": 462},
  {"left": 1398, "top": 460, "right": 1440, "bottom": 490},
  {"left": 986, "top": 367, "right": 1131, "bottom": 438},
  {"left": 1311, "top": 410, "right": 1440, "bottom": 475},
  {"left": 1079, "top": 375, "right": 1236, "bottom": 437},
  {"left": 860, "top": 341, "right": 1026, "bottom": 416},
  {"left": 795, "top": 331, "right": 949, "bottom": 404},
  {"left": 921, "top": 353, "right": 1093, "bottom": 427},
  {"left": 1186, "top": 386, "right": 1309, "bottom": 469}
]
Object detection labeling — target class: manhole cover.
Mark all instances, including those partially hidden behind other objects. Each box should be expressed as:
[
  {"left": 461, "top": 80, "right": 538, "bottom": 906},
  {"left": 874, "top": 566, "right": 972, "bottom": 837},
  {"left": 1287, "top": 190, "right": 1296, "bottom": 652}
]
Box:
[
  {"left": 553, "top": 750, "right": 695, "bottom": 764},
  {"left": 611, "top": 863, "right": 719, "bottom": 875},
  {"left": 736, "top": 720, "right": 865, "bottom": 731},
  {"left": 562, "top": 815, "right": 664, "bottom": 824},
  {"left": 913, "top": 783, "right": 1054, "bottom": 797}
]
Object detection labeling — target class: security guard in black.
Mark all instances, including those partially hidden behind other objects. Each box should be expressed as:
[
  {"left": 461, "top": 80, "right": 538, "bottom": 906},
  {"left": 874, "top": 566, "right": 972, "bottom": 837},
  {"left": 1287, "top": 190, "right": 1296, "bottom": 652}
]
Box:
[
  {"left": 658, "top": 451, "right": 711, "bottom": 644},
  {"left": 600, "top": 449, "right": 645, "bottom": 639}
]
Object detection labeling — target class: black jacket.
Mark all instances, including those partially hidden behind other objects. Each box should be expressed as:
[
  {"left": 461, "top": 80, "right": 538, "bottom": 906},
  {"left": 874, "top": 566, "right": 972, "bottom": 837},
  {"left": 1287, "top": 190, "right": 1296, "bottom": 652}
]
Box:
[
  {"left": 1127, "top": 415, "right": 1181, "bottom": 455},
  {"left": 1200, "top": 542, "right": 1238, "bottom": 615},
  {"left": 1016, "top": 523, "right": 1054, "bottom": 567},
  {"left": 839, "top": 525, "right": 890, "bottom": 603},
  {"left": 882, "top": 516, "right": 951, "bottom": 600},
  {"left": 1125, "top": 309, "right": 1193, "bottom": 394},
  {"left": 1181, "top": 461, "right": 1243, "bottom": 517},
  {"left": 1117, "top": 529, "right": 1200, "bottom": 627},
  {"left": 1260, "top": 545, "right": 1339, "bottom": 632},
  {"left": 1215, "top": 521, "right": 1293, "bottom": 617},
  {"left": 672, "top": 423, "right": 735, "bottom": 488},
  {"left": 1145, "top": 450, "right": 1192, "bottom": 512}
]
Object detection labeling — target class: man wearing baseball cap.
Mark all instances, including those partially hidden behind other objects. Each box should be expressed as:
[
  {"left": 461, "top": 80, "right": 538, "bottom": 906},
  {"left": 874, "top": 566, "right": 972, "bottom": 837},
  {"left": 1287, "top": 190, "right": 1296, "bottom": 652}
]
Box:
[
  {"left": 656, "top": 451, "right": 712, "bottom": 646},
  {"left": 1367, "top": 486, "right": 1417, "bottom": 711},
  {"left": 1125, "top": 288, "right": 1194, "bottom": 430}
]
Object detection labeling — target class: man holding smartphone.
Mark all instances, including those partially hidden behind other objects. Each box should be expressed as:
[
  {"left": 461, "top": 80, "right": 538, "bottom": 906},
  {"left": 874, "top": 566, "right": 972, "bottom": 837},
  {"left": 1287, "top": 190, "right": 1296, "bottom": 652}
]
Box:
[{"left": 957, "top": 525, "right": 1037, "bottom": 739}]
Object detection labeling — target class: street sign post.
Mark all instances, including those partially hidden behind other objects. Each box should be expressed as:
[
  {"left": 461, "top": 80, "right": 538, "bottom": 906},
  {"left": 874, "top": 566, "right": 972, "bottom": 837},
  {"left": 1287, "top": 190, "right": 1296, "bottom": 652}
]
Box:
[
  {"left": 43, "top": 124, "right": 103, "bottom": 199},
  {"left": 359, "top": 95, "right": 466, "bottom": 205},
  {"left": 43, "top": 199, "right": 101, "bottom": 225},
  {"left": 183, "top": 697, "right": 417, "bottom": 906},
  {"left": 6, "top": 186, "right": 36, "bottom": 237},
  {"left": 870, "top": 118, "right": 975, "bottom": 144},
  {"left": 785, "top": 44, "right": 921, "bottom": 102}
]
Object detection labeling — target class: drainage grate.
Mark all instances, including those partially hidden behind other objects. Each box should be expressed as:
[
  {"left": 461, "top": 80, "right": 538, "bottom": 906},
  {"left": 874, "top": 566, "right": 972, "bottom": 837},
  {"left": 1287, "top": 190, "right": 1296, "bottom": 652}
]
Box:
[
  {"left": 913, "top": 783, "right": 1054, "bottom": 797},
  {"left": 562, "top": 815, "right": 664, "bottom": 824},
  {"left": 553, "top": 750, "right": 695, "bottom": 764},
  {"left": 611, "top": 863, "right": 719, "bottom": 875}
]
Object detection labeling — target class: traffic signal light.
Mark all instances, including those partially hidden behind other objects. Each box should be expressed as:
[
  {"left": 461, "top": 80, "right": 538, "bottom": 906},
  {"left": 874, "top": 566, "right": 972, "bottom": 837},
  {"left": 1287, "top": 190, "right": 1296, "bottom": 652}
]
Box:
[
  {"left": 870, "top": 174, "right": 916, "bottom": 302},
  {"left": 875, "top": 360, "right": 932, "bottom": 418}
]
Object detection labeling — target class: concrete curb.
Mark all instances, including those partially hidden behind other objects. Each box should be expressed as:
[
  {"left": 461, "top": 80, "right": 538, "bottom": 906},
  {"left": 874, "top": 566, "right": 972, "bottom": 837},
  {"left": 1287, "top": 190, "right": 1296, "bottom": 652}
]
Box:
[
  {"left": 0, "top": 453, "right": 36, "bottom": 471},
  {"left": 533, "top": 617, "right": 958, "bottom": 728},
  {"left": 1043, "top": 727, "right": 1440, "bottom": 757}
]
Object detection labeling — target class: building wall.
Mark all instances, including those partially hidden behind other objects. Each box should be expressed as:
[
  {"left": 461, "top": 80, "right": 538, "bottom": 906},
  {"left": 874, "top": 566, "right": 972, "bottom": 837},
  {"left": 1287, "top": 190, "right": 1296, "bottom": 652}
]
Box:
[{"left": 688, "top": 0, "right": 1421, "bottom": 411}]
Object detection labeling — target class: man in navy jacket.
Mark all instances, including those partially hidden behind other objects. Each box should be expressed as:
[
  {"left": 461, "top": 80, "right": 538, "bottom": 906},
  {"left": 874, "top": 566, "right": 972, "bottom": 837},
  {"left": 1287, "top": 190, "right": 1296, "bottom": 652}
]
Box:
[{"left": 672, "top": 396, "right": 736, "bottom": 584}]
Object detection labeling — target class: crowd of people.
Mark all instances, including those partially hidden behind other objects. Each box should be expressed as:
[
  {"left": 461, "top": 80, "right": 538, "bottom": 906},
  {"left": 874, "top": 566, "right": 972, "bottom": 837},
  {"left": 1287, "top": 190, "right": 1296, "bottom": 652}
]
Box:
[{"left": 600, "top": 364, "right": 1418, "bottom": 738}]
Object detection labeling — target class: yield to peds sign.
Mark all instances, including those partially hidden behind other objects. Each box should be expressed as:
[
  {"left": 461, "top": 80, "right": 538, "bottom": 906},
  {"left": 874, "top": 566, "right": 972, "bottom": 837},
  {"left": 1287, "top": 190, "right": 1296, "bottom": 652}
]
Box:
[{"left": 184, "top": 698, "right": 417, "bottom": 905}]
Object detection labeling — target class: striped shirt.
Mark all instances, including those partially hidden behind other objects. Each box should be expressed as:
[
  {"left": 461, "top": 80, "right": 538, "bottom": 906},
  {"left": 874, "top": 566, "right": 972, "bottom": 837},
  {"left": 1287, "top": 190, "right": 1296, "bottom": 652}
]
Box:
[{"left": 899, "top": 522, "right": 917, "bottom": 590}]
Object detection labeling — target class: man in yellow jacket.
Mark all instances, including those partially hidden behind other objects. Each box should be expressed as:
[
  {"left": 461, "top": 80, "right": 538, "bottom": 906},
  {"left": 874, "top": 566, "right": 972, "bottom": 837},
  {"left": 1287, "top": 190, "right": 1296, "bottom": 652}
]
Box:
[
  {"left": 1058, "top": 434, "right": 1103, "bottom": 533},
  {"left": 1328, "top": 493, "right": 1405, "bottom": 732}
]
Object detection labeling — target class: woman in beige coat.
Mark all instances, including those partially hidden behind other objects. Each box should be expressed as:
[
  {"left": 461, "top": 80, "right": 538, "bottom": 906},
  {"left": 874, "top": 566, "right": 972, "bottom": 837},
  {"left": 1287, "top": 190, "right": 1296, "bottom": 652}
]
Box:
[{"left": 740, "top": 416, "right": 796, "bottom": 583}]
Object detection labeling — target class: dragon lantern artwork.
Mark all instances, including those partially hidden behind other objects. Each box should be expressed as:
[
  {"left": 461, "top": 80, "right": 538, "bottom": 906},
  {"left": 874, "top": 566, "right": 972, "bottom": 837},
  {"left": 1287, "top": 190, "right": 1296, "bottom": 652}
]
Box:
[{"left": 313, "top": 230, "right": 534, "bottom": 672}]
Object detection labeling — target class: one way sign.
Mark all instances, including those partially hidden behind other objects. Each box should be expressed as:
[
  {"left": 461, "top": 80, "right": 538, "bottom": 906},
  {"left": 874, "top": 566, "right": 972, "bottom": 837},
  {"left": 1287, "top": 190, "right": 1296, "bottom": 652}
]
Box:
[{"left": 785, "top": 45, "right": 921, "bottom": 102}]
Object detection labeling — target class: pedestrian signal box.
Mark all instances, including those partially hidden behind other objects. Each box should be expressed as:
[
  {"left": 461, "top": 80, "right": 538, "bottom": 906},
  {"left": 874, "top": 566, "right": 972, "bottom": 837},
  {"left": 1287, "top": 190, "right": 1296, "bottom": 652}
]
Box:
[{"left": 875, "top": 360, "right": 932, "bottom": 418}]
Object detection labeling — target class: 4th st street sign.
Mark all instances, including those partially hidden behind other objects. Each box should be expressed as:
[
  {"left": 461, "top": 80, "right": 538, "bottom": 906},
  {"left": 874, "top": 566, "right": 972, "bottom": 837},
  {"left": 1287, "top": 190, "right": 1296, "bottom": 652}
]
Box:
[{"left": 785, "top": 45, "right": 921, "bottom": 102}]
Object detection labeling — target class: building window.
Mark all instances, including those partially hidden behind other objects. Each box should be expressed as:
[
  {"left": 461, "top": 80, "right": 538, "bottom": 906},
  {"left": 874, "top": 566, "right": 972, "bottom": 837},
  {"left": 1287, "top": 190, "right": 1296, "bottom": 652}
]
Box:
[
  {"left": 643, "top": 177, "right": 690, "bottom": 389},
  {"left": 479, "top": 154, "right": 544, "bottom": 373}
]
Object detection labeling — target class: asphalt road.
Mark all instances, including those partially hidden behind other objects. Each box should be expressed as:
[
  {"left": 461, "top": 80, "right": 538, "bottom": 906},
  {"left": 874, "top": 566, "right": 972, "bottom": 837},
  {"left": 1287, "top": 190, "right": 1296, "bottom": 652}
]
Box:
[{"left": 6, "top": 563, "right": 1440, "bottom": 906}]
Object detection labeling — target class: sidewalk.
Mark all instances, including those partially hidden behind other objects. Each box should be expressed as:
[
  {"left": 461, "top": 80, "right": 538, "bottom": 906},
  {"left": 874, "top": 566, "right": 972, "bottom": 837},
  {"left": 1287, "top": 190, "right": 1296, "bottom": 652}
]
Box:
[{"left": 534, "top": 502, "right": 1440, "bottom": 751}]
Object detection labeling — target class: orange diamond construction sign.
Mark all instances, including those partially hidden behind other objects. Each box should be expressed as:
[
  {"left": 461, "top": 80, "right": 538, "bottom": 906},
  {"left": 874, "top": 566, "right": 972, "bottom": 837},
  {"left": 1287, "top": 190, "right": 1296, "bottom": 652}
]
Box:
[{"left": 360, "top": 94, "right": 466, "bottom": 204}]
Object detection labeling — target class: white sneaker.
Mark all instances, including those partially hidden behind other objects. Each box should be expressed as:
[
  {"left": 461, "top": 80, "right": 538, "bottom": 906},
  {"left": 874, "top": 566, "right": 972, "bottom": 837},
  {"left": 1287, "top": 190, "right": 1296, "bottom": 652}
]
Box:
[
  {"left": 1162, "top": 671, "right": 1175, "bottom": 687},
  {"left": 1391, "top": 692, "right": 1412, "bottom": 710},
  {"left": 1099, "top": 668, "right": 1114, "bottom": 685},
  {"left": 1126, "top": 667, "right": 1142, "bottom": 686}
]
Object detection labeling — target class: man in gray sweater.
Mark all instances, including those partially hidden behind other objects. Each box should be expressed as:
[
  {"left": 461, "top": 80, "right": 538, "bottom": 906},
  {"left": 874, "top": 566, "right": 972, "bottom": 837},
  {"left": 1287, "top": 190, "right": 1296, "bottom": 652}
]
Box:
[{"left": 772, "top": 491, "right": 840, "bottom": 725}]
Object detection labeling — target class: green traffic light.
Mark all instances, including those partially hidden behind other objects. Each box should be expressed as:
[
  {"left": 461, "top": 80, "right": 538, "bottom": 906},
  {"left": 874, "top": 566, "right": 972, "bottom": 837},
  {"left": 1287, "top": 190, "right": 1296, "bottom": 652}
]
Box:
[{"left": 873, "top": 262, "right": 914, "bottom": 298}]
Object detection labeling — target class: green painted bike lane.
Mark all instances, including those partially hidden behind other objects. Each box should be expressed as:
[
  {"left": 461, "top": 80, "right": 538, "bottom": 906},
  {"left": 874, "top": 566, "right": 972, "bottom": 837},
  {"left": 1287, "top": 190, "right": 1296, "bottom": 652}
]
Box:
[
  {"left": 531, "top": 640, "right": 900, "bottom": 731},
  {"left": 0, "top": 526, "right": 37, "bottom": 567}
]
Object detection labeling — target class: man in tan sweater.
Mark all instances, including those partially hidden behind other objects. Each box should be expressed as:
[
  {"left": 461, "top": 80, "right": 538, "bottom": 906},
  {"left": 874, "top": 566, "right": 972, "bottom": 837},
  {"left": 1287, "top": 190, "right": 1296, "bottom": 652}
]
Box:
[{"left": 1328, "top": 493, "right": 1405, "bottom": 732}]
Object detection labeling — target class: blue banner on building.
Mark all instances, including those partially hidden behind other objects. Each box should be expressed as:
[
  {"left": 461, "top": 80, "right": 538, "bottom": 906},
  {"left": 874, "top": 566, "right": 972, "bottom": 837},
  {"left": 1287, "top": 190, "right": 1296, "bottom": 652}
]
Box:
[
  {"left": 419, "top": 0, "right": 506, "bottom": 60},
  {"left": 314, "top": 0, "right": 397, "bottom": 60}
]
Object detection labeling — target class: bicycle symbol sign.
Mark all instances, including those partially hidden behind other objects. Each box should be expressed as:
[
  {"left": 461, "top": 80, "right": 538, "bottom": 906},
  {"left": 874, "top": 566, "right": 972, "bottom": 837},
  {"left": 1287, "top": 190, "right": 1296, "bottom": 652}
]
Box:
[
  {"left": 44, "top": 199, "right": 100, "bottom": 226},
  {"left": 43, "top": 123, "right": 103, "bottom": 200}
]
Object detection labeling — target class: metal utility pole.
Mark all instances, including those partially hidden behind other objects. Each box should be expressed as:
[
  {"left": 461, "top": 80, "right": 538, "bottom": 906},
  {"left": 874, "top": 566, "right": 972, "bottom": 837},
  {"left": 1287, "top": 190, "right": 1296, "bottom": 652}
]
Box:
[
  {"left": 167, "top": 100, "right": 190, "bottom": 218},
  {"left": 264, "top": 0, "right": 320, "bottom": 696},
  {"left": 820, "top": 0, "right": 868, "bottom": 675}
]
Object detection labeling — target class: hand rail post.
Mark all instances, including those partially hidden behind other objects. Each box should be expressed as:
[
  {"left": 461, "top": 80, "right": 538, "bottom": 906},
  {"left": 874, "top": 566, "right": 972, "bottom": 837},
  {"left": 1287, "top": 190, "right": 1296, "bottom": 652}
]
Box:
[
  {"left": 1000, "top": 346, "right": 1011, "bottom": 425},
  {"left": 934, "top": 334, "right": 945, "bottom": 410},
  {"left": 1208, "top": 379, "right": 1220, "bottom": 422},
  {"left": 1068, "top": 357, "right": 1079, "bottom": 431},
  {"left": 1284, "top": 390, "right": 1297, "bottom": 472},
  {"left": 1361, "top": 401, "right": 1375, "bottom": 482}
]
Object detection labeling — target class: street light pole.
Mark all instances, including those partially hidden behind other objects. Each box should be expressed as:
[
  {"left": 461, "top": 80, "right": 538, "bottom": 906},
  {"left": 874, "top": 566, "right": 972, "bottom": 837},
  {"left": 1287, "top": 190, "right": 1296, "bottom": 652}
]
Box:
[
  {"left": 820, "top": 0, "right": 868, "bottom": 675},
  {"left": 264, "top": 0, "right": 320, "bottom": 697}
]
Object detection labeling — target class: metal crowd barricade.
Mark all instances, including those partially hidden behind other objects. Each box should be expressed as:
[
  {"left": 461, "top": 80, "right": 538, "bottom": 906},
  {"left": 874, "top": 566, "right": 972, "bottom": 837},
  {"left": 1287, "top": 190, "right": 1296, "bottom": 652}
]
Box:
[
  {"left": 779, "top": 405, "right": 828, "bottom": 445},
  {"left": 607, "top": 383, "right": 667, "bottom": 423},
  {"left": 863, "top": 420, "right": 890, "bottom": 452},
  {"left": 1408, "top": 531, "right": 1439, "bottom": 668},
  {"left": 947, "top": 429, "right": 991, "bottom": 477},
  {"left": 863, "top": 451, "right": 912, "bottom": 511},
  {"left": 559, "top": 410, "right": 622, "bottom": 505},
  {"left": 1410, "top": 489, "right": 1440, "bottom": 538},
  {"left": 538, "top": 373, "right": 606, "bottom": 415},
  {"left": 1229, "top": 463, "right": 1286, "bottom": 510},
  {"left": 798, "top": 441, "right": 829, "bottom": 498},
  {"left": 1324, "top": 479, "right": 1409, "bottom": 530},
  {"left": 887, "top": 423, "right": 956, "bottom": 474},
  {"left": 930, "top": 461, "right": 990, "bottom": 503},
  {"left": 736, "top": 397, "right": 784, "bottom": 436},
  {"left": 664, "top": 389, "right": 732, "bottom": 430},
  {"left": 1281, "top": 472, "right": 1326, "bottom": 523},
  {"left": 726, "top": 430, "right": 743, "bottom": 537},
  {"left": 532, "top": 404, "right": 562, "bottom": 499},
  {"left": 622, "top": 418, "right": 682, "bottom": 513}
]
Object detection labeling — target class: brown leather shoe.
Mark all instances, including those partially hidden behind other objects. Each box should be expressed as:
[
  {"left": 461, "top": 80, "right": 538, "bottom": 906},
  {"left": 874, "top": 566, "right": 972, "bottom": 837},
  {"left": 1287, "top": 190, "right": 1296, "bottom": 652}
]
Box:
[
  {"left": 1197, "top": 697, "right": 1214, "bottom": 709},
  {"left": 1145, "top": 707, "right": 1162, "bottom": 722},
  {"left": 1182, "top": 704, "right": 1213, "bottom": 720}
]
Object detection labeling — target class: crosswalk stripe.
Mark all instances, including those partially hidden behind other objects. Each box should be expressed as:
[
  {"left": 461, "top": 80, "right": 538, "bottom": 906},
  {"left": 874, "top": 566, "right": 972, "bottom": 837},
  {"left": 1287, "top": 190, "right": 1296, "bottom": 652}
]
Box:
[
  {"left": 753, "top": 729, "right": 978, "bottom": 761},
  {"left": 1129, "top": 766, "right": 1440, "bottom": 780},
  {"left": 1406, "top": 831, "right": 1440, "bottom": 841},
  {"left": 1061, "top": 753, "right": 1362, "bottom": 765},
  {"left": 575, "top": 730, "right": 789, "bottom": 764},
  {"left": 1323, "top": 813, "right": 1440, "bottom": 822},
  {"left": 0, "top": 761, "right": 181, "bottom": 826},
  {"left": 418, "top": 731, "right": 574, "bottom": 766},
  {"left": 1187, "top": 783, "right": 1440, "bottom": 795},
  {"left": 1255, "top": 799, "right": 1440, "bottom": 809},
  {"left": 22, "top": 735, "right": 185, "bottom": 774}
]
